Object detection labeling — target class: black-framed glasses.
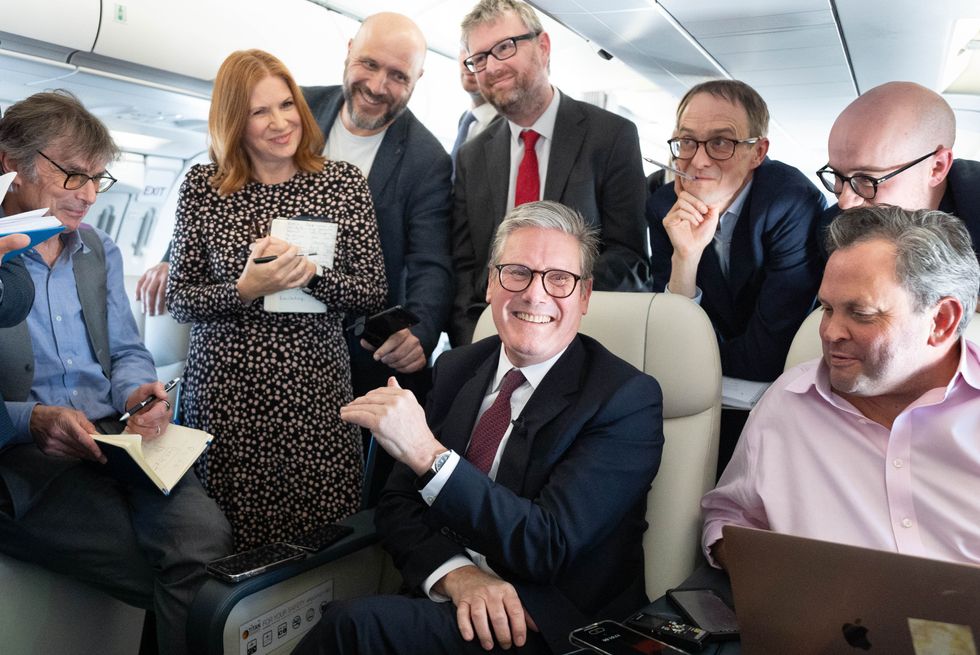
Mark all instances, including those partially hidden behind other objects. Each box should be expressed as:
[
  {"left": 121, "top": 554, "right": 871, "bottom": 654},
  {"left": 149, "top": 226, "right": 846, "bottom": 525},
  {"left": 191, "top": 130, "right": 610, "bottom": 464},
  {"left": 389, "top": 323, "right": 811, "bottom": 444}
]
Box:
[
  {"left": 815, "top": 149, "right": 938, "bottom": 200},
  {"left": 494, "top": 264, "right": 582, "bottom": 298},
  {"left": 464, "top": 32, "right": 540, "bottom": 73},
  {"left": 36, "top": 150, "right": 117, "bottom": 193},
  {"left": 667, "top": 137, "right": 761, "bottom": 161}
]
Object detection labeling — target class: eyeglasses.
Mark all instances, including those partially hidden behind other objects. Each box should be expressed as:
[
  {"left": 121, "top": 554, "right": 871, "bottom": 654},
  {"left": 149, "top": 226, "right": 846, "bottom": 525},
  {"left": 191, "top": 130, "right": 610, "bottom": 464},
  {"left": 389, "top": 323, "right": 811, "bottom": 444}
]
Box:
[
  {"left": 815, "top": 150, "right": 938, "bottom": 200},
  {"left": 464, "top": 32, "right": 540, "bottom": 73},
  {"left": 36, "top": 151, "right": 117, "bottom": 193},
  {"left": 494, "top": 264, "right": 582, "bottom": 298},
  {"left": 667, "top": 137, "right": 761, "bottom": 161}
]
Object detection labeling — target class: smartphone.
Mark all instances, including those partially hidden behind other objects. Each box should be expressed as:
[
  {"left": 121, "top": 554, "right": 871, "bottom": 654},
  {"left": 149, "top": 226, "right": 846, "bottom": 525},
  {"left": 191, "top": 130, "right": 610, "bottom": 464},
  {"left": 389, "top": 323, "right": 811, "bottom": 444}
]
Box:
[
  {"left": 206, "top": 542, "right": 306, "bottom": 583},
  {"left": 625, "top": 611, "right": 710, "bottom": 651},
  {"left": 286, "top": 523, "right": 354, "bottom": 553},
  {"left": 349, "top": 305, "right": 421, "bottom": 348},
  {"left": 666, "top": 588, "right": 739, "bottom": 639},
  {"left": 568, "top": 620, "right": 689, "bottom": 654}
]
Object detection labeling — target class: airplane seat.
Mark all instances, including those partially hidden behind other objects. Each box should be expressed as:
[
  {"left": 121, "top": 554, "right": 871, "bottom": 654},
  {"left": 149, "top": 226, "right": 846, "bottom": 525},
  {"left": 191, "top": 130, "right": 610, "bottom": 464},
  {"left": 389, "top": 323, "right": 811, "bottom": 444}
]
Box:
[
  {"left": 784, "top": 308, "right": 980, "bottom": 371},
  {"left": 473, "top": 290, "right": 722, "bottom": 599}
]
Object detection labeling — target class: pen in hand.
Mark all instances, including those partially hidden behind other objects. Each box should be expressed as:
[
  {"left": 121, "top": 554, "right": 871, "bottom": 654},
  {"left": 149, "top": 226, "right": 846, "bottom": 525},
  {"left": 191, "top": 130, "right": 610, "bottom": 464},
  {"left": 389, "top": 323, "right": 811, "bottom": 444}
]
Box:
[
  {"left": 120, "top": 377, "right": 181, "bottom": 422},
  {"left": 253, "top": 252, "right": 317, "bottom": 264}
]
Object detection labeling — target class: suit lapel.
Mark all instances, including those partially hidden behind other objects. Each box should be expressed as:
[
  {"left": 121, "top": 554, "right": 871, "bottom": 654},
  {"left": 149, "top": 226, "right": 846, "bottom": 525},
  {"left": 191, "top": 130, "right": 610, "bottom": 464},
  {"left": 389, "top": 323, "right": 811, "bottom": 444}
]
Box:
[
  {"left": 438, "top": 350, "right": 498, "bottom": 454},
  {"left": 543, "top": 92, "right": 584, "bottom": 201},
  {"left": 494, "top": 339, "right": 584, "bottom": 493},
  {"left": 367, "top": 115, "right": 407, "bottom": 200},
  {"left": 726, "top": 187, "right": 758, "bottom": 301},
  {"left": 484, "top": 120, "right": 511, "bottom": 237}
]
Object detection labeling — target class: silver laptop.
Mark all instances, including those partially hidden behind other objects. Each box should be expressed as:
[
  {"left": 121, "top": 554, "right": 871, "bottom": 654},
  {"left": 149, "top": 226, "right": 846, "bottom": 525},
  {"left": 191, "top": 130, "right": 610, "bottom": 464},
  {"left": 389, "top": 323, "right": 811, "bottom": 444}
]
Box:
[{"left": 723, "top": 525, "right": 980, "bottom": 655}]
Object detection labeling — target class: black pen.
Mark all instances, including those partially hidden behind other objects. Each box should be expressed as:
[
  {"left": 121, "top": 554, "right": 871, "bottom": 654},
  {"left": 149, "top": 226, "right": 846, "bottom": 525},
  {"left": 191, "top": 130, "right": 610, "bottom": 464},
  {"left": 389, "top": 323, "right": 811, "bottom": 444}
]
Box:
[
  {"left": 120, "top": 377, "right": 181, "bottom": 421},
  {"left": 253, "top": 252, "right": 317, "bottom": 264}
]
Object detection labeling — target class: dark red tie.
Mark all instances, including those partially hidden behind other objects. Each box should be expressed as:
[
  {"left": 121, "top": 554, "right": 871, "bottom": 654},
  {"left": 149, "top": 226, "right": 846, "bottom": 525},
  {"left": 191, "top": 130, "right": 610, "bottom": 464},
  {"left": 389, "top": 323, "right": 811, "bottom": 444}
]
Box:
[
  {"left": 514, "top": 130, "right": 541, "bottom": 206},
  {"left": 465, "top": 369, "right": 527, "bottom": 474}
]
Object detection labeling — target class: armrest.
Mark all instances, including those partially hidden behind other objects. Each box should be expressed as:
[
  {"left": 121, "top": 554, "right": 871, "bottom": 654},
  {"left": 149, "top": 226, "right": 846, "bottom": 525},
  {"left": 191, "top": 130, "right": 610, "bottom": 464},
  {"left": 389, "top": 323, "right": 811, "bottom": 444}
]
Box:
[{"left": 187, "top": 509, "right": 398, "bottom": 654}]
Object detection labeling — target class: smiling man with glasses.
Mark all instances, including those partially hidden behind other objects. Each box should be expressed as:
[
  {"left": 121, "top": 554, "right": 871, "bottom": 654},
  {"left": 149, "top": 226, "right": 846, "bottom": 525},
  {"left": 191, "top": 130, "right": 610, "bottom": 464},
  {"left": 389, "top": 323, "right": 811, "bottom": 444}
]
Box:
[
  {"left": 820, "top": 81, "right": 980, "bottom": 269},
  {"left": 449, "top": 0, "right": 650, "bottom": 348},
  {"left": 647, "top": 79, "right": 827, "bottom": 384}
]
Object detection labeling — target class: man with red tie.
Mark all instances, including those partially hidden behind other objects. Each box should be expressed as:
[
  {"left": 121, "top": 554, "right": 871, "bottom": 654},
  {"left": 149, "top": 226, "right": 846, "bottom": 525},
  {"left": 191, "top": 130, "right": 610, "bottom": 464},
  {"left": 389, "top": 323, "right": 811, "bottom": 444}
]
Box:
[
  {"left": 449, "top": 0, "right": 650, "bottom": 347},
  {"left": 293, "top": 201, "right": 664, "bottom": 655}
]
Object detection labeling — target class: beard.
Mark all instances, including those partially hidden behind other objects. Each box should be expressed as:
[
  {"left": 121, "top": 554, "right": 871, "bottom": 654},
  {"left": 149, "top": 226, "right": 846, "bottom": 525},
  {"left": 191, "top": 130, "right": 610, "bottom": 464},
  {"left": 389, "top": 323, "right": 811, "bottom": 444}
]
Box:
[{"left": 342, "top": 79, "right": 409, "bottom": 133}]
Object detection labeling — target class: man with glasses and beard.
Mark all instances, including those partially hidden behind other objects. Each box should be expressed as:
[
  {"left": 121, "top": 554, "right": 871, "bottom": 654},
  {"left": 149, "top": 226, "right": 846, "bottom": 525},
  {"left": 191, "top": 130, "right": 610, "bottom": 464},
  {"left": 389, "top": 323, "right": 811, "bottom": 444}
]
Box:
[
  {"left": 450, "top": 0, "right": 650, "bottom": 347},
  {"left": 817, "top": 81, "right": 980, "bottom": 267},
  {"left": 648, "top": 80, "right": 827, "bottom": 383}
]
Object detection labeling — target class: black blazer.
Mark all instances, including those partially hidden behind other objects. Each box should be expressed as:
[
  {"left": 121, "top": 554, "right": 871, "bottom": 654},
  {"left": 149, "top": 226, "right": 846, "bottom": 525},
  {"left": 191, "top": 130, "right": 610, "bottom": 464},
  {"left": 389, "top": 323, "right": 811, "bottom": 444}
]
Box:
[
  {"left": 375, "top": 334, "right": 664, "bottom": 654},
  {"left": 648, "top": 158, "right": 827, "bottom": 381},
  {"left": 450, "top": 91, "right": 650, "bottom": 345},
  {"left": 303, "top": 86, "right": 454, "bottom": 391},
  {"left": 0, "top": 256, "right": 34, "bottom": 448}
]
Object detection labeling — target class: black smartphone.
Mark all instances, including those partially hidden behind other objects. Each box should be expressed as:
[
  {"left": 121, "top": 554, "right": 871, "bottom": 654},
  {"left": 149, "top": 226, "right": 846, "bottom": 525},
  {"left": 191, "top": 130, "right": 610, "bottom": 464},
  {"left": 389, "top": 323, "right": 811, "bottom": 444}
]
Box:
[
  {"left": 625, "top": 611, "right": 710, "bottom": 652},
  {"left": 568, "top": 620, "right": 689, "bottom": 654},
  {"left": 666, "top": 588, "right": 739, "bottom": 639},
  {"left": 286, "top": 523, "right": 354, "bottom": 553},
  {"left": 348, "top": 305, "right": 420, "bottom": 348},
  {"left": 205, "top": 542, "right": 306, "bottom": 583}
]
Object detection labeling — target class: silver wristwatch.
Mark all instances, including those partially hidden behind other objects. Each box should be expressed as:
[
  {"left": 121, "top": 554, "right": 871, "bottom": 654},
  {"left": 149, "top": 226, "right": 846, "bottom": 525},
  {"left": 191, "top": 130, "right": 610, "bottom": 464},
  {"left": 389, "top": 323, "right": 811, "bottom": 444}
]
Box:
[{"left": 430, "top": 450, "right": 452, "bottom": 474}]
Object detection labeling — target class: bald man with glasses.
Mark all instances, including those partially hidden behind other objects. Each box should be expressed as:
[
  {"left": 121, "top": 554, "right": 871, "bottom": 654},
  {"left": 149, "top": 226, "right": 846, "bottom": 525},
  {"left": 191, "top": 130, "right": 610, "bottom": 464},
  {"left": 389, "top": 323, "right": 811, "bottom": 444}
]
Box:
[
  {"left": 648, "top": 79, "right": 827, "bottom": 383},
  {"left": 818, "top": 81, "right": 980, "bottom": 268}
]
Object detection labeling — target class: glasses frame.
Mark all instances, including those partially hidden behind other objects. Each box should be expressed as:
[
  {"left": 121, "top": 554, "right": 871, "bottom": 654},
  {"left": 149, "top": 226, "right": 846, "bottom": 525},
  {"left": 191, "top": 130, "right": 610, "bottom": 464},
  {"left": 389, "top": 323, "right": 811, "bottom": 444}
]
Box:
[
  {"left": 815, "top": 149, "right": 939, "bottom": 200},
  {"left": 494, "top": 263, "right": 582, "bottom": 299},
  {"left": 36, "top": 150, "right": 117, "bottom": 193},
  {"left": 667, "top": 136, "right": 761, "bottom": 162},
  {"left": 464, "top": 32, "right": 540, "bottom": 73}
]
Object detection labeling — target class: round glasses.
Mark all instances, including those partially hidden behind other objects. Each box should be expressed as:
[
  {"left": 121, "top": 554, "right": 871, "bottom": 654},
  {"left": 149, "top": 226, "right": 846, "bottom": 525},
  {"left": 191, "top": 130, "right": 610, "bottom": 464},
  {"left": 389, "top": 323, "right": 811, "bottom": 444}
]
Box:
[
  {"left": 667, "top": 137, "right": 761, "bottom": 161},
  {"left": 815, "top": 150, "right": 938, "bottom": 200},
  {"left": 37, "top": 150, "right": 117, "bottom": 193},
  {"left": 494, "top": 264, "right": 582, "bottom": 298}
]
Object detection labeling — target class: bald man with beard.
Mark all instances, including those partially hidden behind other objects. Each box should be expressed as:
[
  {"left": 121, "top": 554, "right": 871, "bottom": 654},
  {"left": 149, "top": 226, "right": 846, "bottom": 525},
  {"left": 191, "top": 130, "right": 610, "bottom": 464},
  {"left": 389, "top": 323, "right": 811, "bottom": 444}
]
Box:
[{"left": 817, "top": 81, "right": 980, "bottom": 265}]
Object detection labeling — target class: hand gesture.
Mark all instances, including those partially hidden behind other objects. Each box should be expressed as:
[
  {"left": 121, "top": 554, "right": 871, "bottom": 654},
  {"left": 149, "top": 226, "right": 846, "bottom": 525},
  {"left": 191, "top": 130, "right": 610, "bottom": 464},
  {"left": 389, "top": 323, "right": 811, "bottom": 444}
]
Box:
[
  {"left": 135, "top": 261, "right": 170, "bottom": 316},
  {"left": 123, "top": 381, "right": 173, "bottom": 440},
  {"left": 663, "top": 180, "right": 719, "bottom": 260},
  {"left": 236, "top": 236, "right": 315, "bottom": 303},
  {"left": 0, "top": 234, "right": 30, "bottom": 260},
  {"left": 29, "top": 405, "right": 104, "bottom": 462},
  {"left": 437, "top": 566, "right": 538, "bottom": 651},
  {"left": 361, "top": 327, "right": 426, "bottom": 374}
]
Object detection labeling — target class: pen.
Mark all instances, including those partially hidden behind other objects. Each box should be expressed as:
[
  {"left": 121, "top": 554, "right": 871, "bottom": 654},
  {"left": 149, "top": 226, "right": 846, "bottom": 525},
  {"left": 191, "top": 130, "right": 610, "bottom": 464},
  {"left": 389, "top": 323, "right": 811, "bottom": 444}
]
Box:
[
  {"left": 253, "top": 252, "right": 317, "bottom": 264},
  {"left": 120, "top": 377, "right": 181, "bottom": 421},
  {"left": 643, "top": 157, "right": 695, "bottom": 181}
]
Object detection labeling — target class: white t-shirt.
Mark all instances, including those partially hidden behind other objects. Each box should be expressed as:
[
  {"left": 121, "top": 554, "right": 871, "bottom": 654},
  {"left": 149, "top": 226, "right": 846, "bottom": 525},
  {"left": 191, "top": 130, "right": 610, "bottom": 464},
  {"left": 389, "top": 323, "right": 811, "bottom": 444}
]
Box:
[{"left": 324, "top": 115, "right": 387, "bottom": 178}]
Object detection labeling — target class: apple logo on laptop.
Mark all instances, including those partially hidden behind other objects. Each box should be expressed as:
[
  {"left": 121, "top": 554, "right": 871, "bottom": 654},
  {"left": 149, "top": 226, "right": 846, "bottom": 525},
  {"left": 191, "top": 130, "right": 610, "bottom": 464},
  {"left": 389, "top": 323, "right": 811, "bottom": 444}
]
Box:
[{"left": 841, "top": 620, "right": 872, "bottom": 650}]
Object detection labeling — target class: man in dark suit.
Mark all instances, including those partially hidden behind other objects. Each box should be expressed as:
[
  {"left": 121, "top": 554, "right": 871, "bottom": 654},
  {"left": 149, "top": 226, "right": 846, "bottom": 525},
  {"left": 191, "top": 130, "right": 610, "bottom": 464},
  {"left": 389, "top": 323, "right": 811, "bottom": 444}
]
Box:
[
  {"left": 0, "top": 233, "right": 35, "bottom": 445},
  {"left": 817, "top": 81, "right": 980, "bottom": 267},
  {"left": 299, "top": 12, "right": 454, "bottom": 403},
  {"left": 450, "top": 0, "right": 649, "bottom": 346},
  {"left": 648, "top": 80, "right": 826, "bottom": 383},
  {"left": 294, "top": 201, "right": 664, "bottom": 655}
]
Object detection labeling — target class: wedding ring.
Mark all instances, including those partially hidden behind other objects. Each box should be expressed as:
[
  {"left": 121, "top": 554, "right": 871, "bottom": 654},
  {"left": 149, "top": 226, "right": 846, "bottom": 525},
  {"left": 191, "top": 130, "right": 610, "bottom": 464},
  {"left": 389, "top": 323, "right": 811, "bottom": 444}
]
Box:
[{"left": 163, "top": 400, "right": 172, "bottom": 411}]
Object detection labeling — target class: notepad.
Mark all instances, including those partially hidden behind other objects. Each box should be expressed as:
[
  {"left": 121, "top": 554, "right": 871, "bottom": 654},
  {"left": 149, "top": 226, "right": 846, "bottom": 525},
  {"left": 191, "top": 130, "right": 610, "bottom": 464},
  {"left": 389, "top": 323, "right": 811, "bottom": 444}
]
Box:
[
  {"left": 721, "top": 376, "right": 771, "bottom": 410},
  {"left": 0, "top": 171, "right": 62, "bottom": 262},
  {"left": 264, "top": 216, "right": 338, "bottom": 313},
  {"left": 93, "top": 424, "right": 212, "bottom": 495}
]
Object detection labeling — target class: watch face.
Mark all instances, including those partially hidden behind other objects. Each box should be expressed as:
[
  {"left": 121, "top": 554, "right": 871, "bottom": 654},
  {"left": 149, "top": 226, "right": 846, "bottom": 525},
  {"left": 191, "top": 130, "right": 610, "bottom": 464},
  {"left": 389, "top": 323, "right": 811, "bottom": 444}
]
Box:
[{"left": 432, "top": 451, "right": 451, "bottom": 473}]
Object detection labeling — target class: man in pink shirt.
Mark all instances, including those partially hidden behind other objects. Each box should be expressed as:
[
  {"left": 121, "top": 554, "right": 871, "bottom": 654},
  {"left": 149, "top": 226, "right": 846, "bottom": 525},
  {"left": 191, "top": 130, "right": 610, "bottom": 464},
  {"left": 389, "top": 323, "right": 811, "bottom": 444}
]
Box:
[{"left": 702, "top": 204, "right": 980, "bottom": 570}]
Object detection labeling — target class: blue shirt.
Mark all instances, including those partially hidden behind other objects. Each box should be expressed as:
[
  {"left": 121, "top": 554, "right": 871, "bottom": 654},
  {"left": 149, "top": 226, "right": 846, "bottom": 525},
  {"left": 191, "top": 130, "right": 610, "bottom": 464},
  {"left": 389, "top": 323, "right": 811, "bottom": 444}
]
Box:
[{"left": 4, "top": 228, "right": 156, "bottom": 443}]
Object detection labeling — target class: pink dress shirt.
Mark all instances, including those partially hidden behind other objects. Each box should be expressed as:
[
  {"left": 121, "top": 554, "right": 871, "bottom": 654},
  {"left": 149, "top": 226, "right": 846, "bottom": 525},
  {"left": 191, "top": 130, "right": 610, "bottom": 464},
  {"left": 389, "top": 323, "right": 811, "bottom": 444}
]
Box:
[{"left": 702, "top": 339, "right": 980, "bottom": 567}]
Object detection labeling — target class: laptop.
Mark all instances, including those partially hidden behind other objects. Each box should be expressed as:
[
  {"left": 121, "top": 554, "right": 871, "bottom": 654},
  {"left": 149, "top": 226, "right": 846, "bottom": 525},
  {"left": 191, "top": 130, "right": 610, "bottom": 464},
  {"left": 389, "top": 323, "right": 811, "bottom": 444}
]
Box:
[{"left": 723, "top": 525, "right": 980, "bottom": 655}]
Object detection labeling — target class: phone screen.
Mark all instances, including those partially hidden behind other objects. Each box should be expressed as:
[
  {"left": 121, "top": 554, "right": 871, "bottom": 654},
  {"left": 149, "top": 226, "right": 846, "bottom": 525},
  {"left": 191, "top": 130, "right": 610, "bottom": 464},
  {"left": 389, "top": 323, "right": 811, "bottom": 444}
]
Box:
[
  {"left": 667, "top": 589, "right": 739, "bottom": 634},
  {"left": 569, "top": 621, "right": 685, "bottom": 654}
]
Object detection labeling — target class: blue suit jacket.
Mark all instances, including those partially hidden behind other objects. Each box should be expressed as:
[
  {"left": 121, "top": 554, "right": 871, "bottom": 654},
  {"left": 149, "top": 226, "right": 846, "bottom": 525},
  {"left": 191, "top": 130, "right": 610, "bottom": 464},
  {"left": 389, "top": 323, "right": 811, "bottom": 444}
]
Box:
[
  {"left": 375, "top": 334, "right": 664, "bottom": 654},
  {"left": 450, "top": 91, "right": 650, "bottom": 345},
  {"left": 303, "top": 86, "right": 454, "bottom": 393},
  {"left": 0, "top": 257, "right": 34, "bottom": 446},
  {"left": 648, "top": 158, "right": 827, "bottom": 381}
]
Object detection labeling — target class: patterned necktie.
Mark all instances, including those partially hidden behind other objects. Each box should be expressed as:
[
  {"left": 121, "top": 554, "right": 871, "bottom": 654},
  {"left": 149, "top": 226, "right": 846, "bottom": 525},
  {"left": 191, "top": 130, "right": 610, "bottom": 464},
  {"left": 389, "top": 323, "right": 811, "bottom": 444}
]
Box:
[
  {"left": 451, "top": 111, "right": 478, "bottom": 163},
  {"left": 465, "top": 368, "right": 527, "bottom": 474},
  {"left": 514, "top": 129, "right": 541, "bottom": 206}
]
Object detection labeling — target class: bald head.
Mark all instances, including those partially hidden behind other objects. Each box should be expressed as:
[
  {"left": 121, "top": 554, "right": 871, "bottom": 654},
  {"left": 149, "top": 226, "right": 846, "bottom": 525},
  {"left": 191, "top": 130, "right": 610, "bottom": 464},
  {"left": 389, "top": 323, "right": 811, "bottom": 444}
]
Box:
[
  {"left": 342, "top": 12, "right": 427, "bottom": 135},
  {"left": 827, "top": 81, "right": 956, "bottom": 211}
]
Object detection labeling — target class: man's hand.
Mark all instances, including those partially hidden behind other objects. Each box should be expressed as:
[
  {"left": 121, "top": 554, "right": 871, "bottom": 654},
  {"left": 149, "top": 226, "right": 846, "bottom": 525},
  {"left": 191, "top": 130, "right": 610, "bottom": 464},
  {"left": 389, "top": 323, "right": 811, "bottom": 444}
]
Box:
[
  {"left": 135, "top": 261, "right": 170, "bottom": 316},
  {"left": 0, "top": 234, "right": 30, "bottom": 260},
  {"left": 123, "top": 382, "right": 173, "bottom": 440},
  {"left": 29, "top": 405, "right": 104, "bottom": 462},
  {"left": 662, "top": 188, "right": 719, "bottom": 261},
  {"left": 361, "top": 327, "right": 426, "bottom": 373},
  {"left": 435, "top": 566, "right": 538, "bottom": 651},
  {"left": 339, "top": 377, "right": 442, "bottom": 475}
]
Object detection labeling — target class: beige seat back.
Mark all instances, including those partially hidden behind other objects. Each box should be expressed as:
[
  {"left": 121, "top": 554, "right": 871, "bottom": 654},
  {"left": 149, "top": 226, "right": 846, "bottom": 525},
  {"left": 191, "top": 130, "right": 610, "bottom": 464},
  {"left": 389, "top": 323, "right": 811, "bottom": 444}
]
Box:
[{"left": 474, "top": 291, "right": 721, "bottom": 599}]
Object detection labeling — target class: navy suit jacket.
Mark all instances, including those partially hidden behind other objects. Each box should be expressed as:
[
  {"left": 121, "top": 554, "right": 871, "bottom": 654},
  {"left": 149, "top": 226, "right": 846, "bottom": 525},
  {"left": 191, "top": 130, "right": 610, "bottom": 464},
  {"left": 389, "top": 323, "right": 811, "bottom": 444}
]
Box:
[
  {"left": 450, "top": 91, "right": 650, "bottom": 345},
  {"left": 0, "top": 257, "right": 34, "bottom": 446},
  {"left": 375, "top": 334, "right": 664, "bottom": 654},
  {"left": 649, "top": 158, "right": 826, "bottom": 381},
  {"left": 303, "top": 86, "right": 454, "bottom": 393}
]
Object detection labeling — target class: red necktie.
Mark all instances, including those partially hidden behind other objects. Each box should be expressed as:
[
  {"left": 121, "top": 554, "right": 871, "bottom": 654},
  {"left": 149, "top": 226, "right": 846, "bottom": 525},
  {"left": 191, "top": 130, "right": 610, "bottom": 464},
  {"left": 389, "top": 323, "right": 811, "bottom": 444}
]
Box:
[
  {"left": 514, "top": 130, "right": 541, "bottom": 206},
  {"left": 465, "top": 369, "right": 527, "bottom": 474}
]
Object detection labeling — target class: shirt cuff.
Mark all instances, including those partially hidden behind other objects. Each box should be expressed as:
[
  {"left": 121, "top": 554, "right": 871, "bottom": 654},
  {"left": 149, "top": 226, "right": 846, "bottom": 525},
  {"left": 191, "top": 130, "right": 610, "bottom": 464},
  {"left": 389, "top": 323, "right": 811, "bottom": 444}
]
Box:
[
  {"left": 422, "top": 556, "right": 476, "bottom": 601},
  {"left": 701, "top": 523, "right": 725, "bottom": 569},
  {"left": 418, "top": 450, "right": 461, "bottom": 505},
  {"left": 664, "top": 283, "right": 703, "bottom": 306}
]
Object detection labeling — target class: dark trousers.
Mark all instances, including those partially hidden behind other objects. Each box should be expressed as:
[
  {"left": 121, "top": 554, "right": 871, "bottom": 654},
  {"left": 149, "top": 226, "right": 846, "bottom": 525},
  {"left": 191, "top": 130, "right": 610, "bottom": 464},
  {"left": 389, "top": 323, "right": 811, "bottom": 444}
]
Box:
[{"left": 292, "top": 594, "right": 552, "bottom": 655}]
